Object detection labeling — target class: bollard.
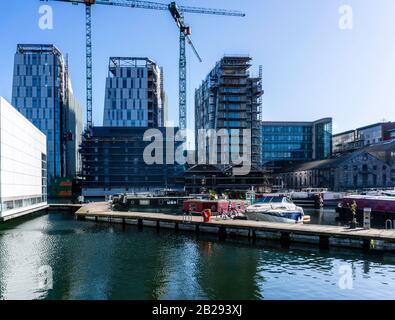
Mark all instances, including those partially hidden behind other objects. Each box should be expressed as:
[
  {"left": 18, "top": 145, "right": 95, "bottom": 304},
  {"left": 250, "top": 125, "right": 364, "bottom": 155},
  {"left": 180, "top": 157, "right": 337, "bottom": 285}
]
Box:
[{"left": 363, "top": 208, "right": 371, "bottom": 229}]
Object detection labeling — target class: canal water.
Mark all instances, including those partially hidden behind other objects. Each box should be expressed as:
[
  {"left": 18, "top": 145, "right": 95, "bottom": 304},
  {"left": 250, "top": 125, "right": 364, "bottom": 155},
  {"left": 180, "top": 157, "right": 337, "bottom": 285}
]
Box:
[{"left": 1, "top": 211, "right": 395, "bottom": 300}]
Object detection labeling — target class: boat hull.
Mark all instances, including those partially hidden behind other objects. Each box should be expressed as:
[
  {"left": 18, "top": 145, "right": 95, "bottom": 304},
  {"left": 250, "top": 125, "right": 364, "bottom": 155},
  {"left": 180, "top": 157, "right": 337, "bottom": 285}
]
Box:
[{"left": 245, "top": 210, "right": 303, "bottom": 224}]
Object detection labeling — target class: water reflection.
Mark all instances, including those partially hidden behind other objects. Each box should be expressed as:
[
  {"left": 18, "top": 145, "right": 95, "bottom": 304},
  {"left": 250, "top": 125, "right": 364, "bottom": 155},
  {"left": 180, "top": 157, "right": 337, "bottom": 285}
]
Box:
[
  {"left": 0, "top": 213, "right": 395, "bottom": 300},
  {"left": 304, "top": 208, "right": 341, "bottom": 226}
]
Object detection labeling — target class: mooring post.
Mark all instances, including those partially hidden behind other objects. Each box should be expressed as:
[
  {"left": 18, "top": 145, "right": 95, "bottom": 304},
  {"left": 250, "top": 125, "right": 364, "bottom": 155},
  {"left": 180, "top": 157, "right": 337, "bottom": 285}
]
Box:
[
  {"left": 156, "top": 220, "right": 160, "bottom": 231},
  {"left": 280, "top": 232, "right": 291, "bottom": 245},
  {"left": 362, "top": 239, "right": 371, "bottom": 251},
  {"left": 195, "top": 224, "right": 200, "bottom": 233},
  {"left": 94, "top": 216, "right": 98, "bottom": 222},
  {"left": 137, "top": 218, "right": 143, "bottom": 230},
  {"left": 218, "top": 227, "right": 227, "bottom": 240},
  {"left": 252, "top": 229, "right": 257, "bottom": 243},
  {"left": 175, "top": 222, "right": 179, "bottom": 232},
  {"left": 319, "top": 235, "right": 330, "bottom": 249},
  {"left": 122, "top": 217, "right": 126, "bottom": 225}
]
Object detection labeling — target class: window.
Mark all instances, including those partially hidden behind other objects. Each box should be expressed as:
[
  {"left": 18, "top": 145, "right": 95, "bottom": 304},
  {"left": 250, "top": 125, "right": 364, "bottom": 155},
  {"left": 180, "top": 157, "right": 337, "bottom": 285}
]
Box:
[{"left": 224, "top": 121, "right": 240, "bottom": 127}]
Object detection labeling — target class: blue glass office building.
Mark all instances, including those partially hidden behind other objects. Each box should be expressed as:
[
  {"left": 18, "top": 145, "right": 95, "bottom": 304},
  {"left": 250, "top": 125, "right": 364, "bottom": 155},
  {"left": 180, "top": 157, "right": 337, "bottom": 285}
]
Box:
[
  {"left": 11, "top": 44, "right": 83, "bottom": 186},
  {"left": 262, "top": 118, "right": 332, "bottom": 167}
]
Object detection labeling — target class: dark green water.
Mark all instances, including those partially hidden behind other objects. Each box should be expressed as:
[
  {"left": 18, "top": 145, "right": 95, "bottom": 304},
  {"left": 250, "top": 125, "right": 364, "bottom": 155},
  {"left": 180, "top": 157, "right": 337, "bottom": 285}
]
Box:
[{"left": 1, "top": 212, "right": 395, "bottom": 300}]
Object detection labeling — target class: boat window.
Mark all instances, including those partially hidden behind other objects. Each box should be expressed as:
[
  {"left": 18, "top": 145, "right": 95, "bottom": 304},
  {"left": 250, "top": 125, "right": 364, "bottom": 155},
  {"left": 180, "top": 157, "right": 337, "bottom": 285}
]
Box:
[
  {"left": 270, "top": 197, "right": 283, "bottom": 203},
  {"left": 256, "top": 197, "right": 271, "bottom": 203}
]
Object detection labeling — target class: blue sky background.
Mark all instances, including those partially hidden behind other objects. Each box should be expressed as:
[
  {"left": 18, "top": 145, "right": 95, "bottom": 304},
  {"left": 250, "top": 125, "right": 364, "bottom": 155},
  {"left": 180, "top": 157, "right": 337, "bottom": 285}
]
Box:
[{"left": 1, "top": 0, "right": 395, "bottom": 136}]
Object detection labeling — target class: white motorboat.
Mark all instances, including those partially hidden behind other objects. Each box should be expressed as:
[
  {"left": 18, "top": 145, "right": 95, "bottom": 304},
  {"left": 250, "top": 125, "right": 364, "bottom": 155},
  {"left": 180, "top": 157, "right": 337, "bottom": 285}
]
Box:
[{"left": 245, "top": 196, "right": 304, "bottom": 224}]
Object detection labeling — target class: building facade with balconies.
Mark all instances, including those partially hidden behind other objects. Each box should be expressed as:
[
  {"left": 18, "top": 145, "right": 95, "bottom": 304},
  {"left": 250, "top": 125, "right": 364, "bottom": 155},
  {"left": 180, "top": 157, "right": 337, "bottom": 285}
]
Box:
[
  {"left": 194, "top": 55, "right": 263, "bottom": 168},
  {"left": 333, "top": 121, "right": 395, "bottom": 155}
]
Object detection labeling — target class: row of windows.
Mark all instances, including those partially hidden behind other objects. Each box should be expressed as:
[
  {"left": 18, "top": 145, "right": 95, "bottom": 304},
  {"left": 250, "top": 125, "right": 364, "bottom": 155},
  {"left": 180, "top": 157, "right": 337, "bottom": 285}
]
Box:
[
  {"left": 262, "top": 135, "right": 312, "bottom": 142},
  {"left": 108, "top": 99, "right": 147, "bottom": 110},
  {"left": 105, "top": 110, "right": 147, "bottom": 121},
  {"left": 222, "top": 87, "right": 242, "bottom": 93},
  {"left": 222, "top": 95, "right": 243, "bottom": 102},
  {"left": 262, "top": 143, "right": 312, "bottom": 151},
  {"left": 14, "top": 86, "right": 53, "bottom": 98},
  {"left": 263, "top": 151, "right": 311, "bottom": 160},
  {"left": 262, "top": 126, "right": 312, "bottom": 134},
  {"left": 16, "top": 64, "right": 59, "bottom": 77},
  {"left": 343, "top": 164, "right": 388, "bottom": 171},
  {"left": 107, "top": 88, "right": 148, "bottom": 100},
  {"left": 110, "top": 67, "right": 147, "bottom": 79},
  {"left": 223, "top": 112, "right": 241, "bottom": 119},
  {"left": 2, "top": 196, "right": 46, "bottom": 212},
  {"left": 223, "top": 121, "right": 241, "bottom": 127},
  {"left": 22, "top": 53, "right": 51, "bottom": 65},
  {"left": 108, "top": 77, "right": 145, "bottom": 89},
  {"left": 222, "top": 104, "right": 241, "bottom": 110}
]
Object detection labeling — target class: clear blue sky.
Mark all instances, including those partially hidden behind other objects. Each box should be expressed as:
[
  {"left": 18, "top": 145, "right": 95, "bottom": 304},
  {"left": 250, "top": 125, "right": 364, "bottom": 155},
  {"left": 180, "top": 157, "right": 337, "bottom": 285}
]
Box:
[{"left": 1, "top": 0, "right": 395, "bottom": 134}]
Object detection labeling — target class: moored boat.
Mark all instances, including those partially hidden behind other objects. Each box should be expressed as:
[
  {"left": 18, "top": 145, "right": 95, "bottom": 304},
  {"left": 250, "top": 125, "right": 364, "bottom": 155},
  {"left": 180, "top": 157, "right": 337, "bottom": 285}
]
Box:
[
  {"left": 337, "top": 195, "right": 395, "bottom": 227},
  {"left": 290, "top": 188, "right": 345, "bottom": 208},
  {"left": 245, "top": 196, "right": 304, "bottom": 224},
  {"left": 111, "top": 193, "right": 194, "bottom": 213},
  {"left": 182, "top": 199, "right": 247, "bottom": 218}
]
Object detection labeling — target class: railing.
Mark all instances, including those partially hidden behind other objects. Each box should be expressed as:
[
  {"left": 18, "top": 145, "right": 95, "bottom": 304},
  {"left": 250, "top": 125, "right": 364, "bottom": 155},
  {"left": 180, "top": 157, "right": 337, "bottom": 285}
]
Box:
[{"left": 182, "top": 211, "right": 192, "bottom": 223}]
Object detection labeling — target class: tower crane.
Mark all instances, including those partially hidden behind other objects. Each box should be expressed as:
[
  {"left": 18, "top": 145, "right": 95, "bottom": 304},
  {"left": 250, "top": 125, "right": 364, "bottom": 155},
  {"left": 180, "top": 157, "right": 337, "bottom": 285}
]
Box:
[{"left": 40, "top": 0, "right": 245, "bottom": 130}]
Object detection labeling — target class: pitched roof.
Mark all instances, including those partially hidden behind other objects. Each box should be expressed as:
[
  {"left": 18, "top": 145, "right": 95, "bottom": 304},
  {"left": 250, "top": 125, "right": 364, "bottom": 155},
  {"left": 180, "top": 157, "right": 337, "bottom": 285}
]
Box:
[{"left": 279, "top": 151, "right": 383, "bottom": 173}]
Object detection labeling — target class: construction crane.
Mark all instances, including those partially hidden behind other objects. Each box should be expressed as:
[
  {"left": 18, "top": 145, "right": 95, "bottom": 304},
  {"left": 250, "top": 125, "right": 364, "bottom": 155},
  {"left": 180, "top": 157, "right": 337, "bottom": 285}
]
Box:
[{"left": 40, "top": 0, "right": 245, "bottom": 130}]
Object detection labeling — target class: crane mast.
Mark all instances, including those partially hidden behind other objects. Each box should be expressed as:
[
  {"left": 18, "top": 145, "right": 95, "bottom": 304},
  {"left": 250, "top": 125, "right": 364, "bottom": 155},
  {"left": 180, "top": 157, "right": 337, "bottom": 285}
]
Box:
[{"left": 40, "top": 0, "right": 245, "bottom": 130}]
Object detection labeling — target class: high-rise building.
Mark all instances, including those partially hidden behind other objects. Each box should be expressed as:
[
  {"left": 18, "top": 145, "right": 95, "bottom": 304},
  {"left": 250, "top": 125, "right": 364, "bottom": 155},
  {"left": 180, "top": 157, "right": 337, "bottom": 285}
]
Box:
[
  {"left": 333, "top": 121, "right": 395, "bottom": 155},
  {"left": 195, "top": 55, "right": 263, "bottom": 166},
  {"left": 11, "top": 44, "right": 83, "bottom": 187},
  {"left": 103, "top": 57, "right": 164, "bottom": 127},
  {"left": 261, "top": 118, "right": 333, "bottom": 169}
]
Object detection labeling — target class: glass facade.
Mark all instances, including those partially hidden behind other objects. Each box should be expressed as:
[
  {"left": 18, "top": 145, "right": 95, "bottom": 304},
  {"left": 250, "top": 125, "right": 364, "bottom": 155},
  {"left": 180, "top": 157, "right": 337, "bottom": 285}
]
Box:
[
  {"left": 80, "top": 127, "right": 184, "bottom": 196},
  {"left": 103, "top": 57, "right": 164, "bottom": 128},
  {"left": 11, "top": 44, "right": 82, "bottom": 187},
  {"left": 262, "top": 118, "right": 332, "bottom": 166},
  {"left": 262, "top": 125, "right": 313, "bottom": 162},
  {"left": 314, "top": 119, "right": 332, "bottom": 160}
]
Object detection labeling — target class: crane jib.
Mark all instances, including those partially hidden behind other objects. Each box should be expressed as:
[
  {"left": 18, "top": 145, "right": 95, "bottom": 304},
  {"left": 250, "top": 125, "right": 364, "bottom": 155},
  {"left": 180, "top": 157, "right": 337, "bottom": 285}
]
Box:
[{"left": 39, "top": 0, "right": 245, "bottom": 130}]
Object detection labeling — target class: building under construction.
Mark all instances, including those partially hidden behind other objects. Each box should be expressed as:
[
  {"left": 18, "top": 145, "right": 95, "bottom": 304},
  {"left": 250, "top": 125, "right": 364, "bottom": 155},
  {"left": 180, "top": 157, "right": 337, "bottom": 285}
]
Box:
[
  {"left": 188, "top": 55, "right": 268, "bottom": 192},
  {"left": 103, "top": 57, "right": 164, "bottom": 128},
  {"left": 194, "top": 55, "right": 263, "bottom": 166},
  {"left": 79, "top": 127, "right": 184, "bottom": 198}
]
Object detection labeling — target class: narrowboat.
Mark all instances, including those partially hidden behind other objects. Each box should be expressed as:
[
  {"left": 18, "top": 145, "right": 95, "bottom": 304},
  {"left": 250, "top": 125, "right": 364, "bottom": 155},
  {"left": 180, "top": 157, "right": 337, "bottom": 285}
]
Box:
[
  {"left": 182, "top": 199, "right": 247, "bottom": 218},
  {"left": 336, "top": 195, "right": 395, "bottom": 227},
  {"left": 111, "top": 193, "right": 194, "bottom": 213}
]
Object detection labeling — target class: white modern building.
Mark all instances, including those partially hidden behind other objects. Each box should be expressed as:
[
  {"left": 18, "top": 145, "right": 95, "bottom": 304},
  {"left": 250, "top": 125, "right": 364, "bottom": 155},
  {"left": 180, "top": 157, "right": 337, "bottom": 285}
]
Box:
[{"left": 0, "top": 97, "right": 47, "bottom": 221}]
